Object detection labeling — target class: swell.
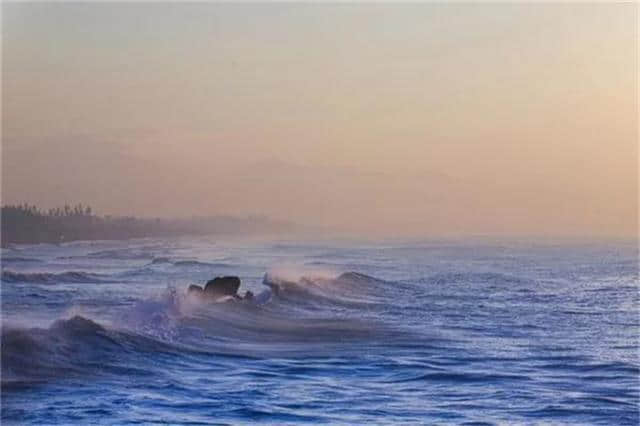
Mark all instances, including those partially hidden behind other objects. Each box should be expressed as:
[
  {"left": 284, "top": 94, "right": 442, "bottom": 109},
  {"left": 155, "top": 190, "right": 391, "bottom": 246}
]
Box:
[
  {"left": 422, "top": 271, "right": 536, "bottom": 287},
  {"left": 0, "top": 257, "right": 42, "bottom": 264},
  {"left": 87, "top": 245, "right": 170, "bottom": 260},
  {"left": 118, "top": 259, "right": 236, "bottom": 279},
  {"left": 1, "top": 312, "right": 385, "bottom": 387},
  {"left": 2, "top": 316, "right": 126, "bottom": 385},
  {"left": 151, "top": 258, "right": 235, "bottom": 268},
  {"left": 173, "top": 260, "right": 234, "bottom": 268},
  {"left": 1, "top": 270, "right": 109, "bottom": 284},
  {"left": 147, "top": 257, "right": 236, "bottom": 268},
  {"left": 1, "top": 315, "right": 225, "bottom": 387}
]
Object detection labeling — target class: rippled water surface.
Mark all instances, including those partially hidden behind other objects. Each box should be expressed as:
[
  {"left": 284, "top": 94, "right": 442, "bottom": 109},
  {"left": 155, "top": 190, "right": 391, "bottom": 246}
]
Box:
[{"left": 1, "top": 237, "right": 638, "bottom": 424}]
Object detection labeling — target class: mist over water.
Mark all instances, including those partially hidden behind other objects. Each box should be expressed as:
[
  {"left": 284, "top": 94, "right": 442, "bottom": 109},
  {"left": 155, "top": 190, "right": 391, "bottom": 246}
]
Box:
[{"left": 2, "top": 237, "right": 638, "bottom": 424}]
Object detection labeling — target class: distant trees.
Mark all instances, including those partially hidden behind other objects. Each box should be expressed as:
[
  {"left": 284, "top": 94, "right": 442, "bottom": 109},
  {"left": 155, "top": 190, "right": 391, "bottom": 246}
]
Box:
[
  {"left": 1, "top": 203, "right": 97, "bottom": 246},
  {"left": 3, "top": 203, "right": 93, "bottom": 219},
  {"left": 1, "top": 203, "right": 293, "bottom": 246}
]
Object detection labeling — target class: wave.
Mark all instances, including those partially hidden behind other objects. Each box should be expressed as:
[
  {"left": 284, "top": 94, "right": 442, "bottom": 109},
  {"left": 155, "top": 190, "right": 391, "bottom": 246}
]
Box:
[
  {"left": 0, "top": 315, "right": 189, "bottom": 387},
  {"left": 148, "top": 257, "right": 234, "bottom": 268},
  {"left": 1, "top": 270, "right": 109, "bottom": 284},
  {"left": 1, "top": 270, "right": 396, "bottom": 387},
  {"left": 1, "top": 257, "right": 42, "bottom": 263},
  {"left": 106, "top": 271, "right": 391, "bottom": 345},
  {"left": 424, "top": 272, "right": 535, "bottom": 287},
  {"left": 264, "top": 270, "right": 387, "bottom": 292},
  {"left": 1, "top": 281, "right": 389, "bottom": 386},
  {"left": 2, "top": 316, "right": 119, "bottom": 384},
  {"left": 117, "top": 259, "right": 235, "bottom": 279},
  {"left": 87, "top": 246, "right": 167, "bottom": 260},
  {"left": 173, "top": 260, "right": 233, "bottom": 268},
  {"left": 262, "top": 270, "right": 388, "bottom": 309}
]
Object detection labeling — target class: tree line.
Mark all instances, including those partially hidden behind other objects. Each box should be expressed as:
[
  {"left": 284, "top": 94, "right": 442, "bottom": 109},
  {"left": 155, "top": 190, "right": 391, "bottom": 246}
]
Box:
[
  {"left": 1, "top": 203, "right": 293, "bottom": 246},
  {"left": 5, "top": 203, "right": 92, "bottom": 218}
]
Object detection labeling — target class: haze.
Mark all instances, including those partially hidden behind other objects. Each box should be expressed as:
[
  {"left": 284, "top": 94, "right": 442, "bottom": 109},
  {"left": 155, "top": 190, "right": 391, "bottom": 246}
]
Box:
[{"left": 2, "top": 3, "right": 637, "bottom": 237}]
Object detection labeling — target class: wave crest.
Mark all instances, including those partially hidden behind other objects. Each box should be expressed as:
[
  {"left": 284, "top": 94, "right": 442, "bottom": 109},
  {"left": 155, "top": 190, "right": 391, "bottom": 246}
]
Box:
[
  {"left": 1, "top": 316, "right": 119, "bottom": 385},
  {"left": 262, "top": 270, "right": 387, "bottom": 308}
]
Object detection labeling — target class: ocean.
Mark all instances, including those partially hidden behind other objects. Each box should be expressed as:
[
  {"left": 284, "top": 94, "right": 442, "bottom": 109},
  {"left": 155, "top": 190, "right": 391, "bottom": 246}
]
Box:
[{"left": 1, "top": 237, "right": 638, "bottom": 424}]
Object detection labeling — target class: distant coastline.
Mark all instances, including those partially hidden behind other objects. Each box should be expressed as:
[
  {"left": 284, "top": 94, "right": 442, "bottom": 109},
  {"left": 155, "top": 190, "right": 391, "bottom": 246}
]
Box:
[{"left": 1, "top": 204, "right": 294, "bottom": 247}]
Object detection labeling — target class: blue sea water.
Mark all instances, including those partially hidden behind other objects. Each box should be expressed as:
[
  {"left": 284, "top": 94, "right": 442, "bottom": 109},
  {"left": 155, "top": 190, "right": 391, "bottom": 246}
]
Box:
[{"left": 1, "top": 237, "right": 638, "bottom": 424}]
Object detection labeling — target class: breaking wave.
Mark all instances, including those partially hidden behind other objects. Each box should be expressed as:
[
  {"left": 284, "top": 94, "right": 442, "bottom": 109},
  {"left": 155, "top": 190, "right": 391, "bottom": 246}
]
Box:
[
  {"left": 1, "top": 270, "right": 395, "bottom": 386},
  {"left": 262, "top": 270, "right": 389, "bottom": 308},
  {"left": 1, "top": 315, "right": 187, "bottom": 387}
]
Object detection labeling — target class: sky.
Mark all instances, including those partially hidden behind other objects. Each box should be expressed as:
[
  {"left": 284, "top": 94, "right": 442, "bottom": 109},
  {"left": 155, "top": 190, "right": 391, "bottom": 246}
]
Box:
[{"left": 2, "top": 2, "right": 637, "bottom": 237}]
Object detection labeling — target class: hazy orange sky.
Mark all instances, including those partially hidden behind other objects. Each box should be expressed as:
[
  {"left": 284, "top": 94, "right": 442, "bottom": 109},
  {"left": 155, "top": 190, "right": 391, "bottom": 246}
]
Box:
[{"left": 2, "top": 3, "right": 637, "bottom": 237}]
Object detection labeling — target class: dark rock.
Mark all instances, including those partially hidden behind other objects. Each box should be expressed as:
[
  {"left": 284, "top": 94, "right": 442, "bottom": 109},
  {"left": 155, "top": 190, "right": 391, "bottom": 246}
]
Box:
[{"left": 204, "top": 276, "right": 241, "bottom": 298}]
